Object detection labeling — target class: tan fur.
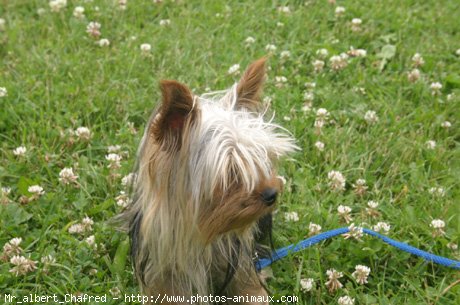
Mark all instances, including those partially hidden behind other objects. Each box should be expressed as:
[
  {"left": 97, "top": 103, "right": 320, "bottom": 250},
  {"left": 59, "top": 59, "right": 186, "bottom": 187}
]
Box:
[
  {"left": 122, "top": 59, "right": 297, "bottom": 304},
  {"left": 236, "top": 57, "right": 267, "bottom": 111}
]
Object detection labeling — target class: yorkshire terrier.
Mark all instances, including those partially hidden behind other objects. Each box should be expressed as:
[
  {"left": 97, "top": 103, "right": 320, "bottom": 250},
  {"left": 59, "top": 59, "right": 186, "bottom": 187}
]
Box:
[{"left": 122, "top": 58, "right": 297, "bottom": 303}]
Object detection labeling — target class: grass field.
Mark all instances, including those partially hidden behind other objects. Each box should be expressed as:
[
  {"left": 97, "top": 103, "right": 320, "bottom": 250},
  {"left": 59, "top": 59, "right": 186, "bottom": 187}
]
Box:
[{"left": 1, "top": 0, "right": 459, "bottom": 304}]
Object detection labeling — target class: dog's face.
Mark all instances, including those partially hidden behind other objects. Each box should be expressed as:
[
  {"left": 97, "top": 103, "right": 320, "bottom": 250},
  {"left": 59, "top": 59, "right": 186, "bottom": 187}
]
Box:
[{"left": 146, "top": 58, "right": 296, "bottom": 243}]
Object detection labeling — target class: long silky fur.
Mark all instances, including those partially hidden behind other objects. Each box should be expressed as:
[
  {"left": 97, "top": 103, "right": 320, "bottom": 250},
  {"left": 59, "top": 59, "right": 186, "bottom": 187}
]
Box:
[{"left": 120, "top": 83, "right": 297, "bottom": 299}]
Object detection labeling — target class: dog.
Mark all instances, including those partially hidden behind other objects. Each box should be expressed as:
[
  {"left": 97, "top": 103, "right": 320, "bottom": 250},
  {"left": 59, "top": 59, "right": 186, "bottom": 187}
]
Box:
[{"left": 121, "top": 58, "right": 297, "bottom": 304}]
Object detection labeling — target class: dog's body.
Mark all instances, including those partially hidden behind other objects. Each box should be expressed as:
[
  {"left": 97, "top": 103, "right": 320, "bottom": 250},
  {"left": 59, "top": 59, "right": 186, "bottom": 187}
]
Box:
[{"left": 121, "top": 58, "right": 296, "bottom": 304}]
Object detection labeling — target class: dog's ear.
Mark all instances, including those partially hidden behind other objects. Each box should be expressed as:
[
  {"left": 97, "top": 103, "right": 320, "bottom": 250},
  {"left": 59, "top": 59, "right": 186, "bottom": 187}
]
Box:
[
  {"left": 235, "top": 57, "right": 267, "bottom": 111},
  {"left": 151, "top": 80, "right": 197, "bottom": 150}
]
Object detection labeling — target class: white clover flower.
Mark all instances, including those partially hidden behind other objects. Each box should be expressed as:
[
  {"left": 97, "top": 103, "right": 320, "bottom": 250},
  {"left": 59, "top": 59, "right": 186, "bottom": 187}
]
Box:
[
  {"left": 314, "top": 141, "right": 325, "bottom": 151},
  {"left": 343, "top": 223, "right": 363, "bottom": 240},
  {"left": 351, "top": 18, "right": 362, "bottom": 31},
  {"left": 159, "top": 19, "right": 171, "bottom": 26},
  {"left": 325, "top": 269, "right": 343, "bottom": 293},
  {"left": 9, "top": 255, "right": 37, "bottom": 276},
  {"left": 447, "top": 93, "right": 455, "bottom": 101},
  {"left": 73, "top": 6, "right": 85, "bottom": 19},
  {"left": 49, "top": 0, "right": 67, "bottom": 13},
  {"left": 121, "top": 173, "right": 137, "bottom": 186},
  {"left": 364, "top": 110, "right": 379, "bottom": 124},
  {"left": 335, "top": 6, "right": 346, "bottom": 17},
  {"left": 276, "top": 22, "right": 284, "bottom": 27},
  {"left": 366, "top": 200, "right": 381, "bottom": 218},
  {"left": 67, "top": 217, "right": 95, "bottom": 235},
  {"left": 312, "top": 60, "right": 325, "bottom": 72},
  {"left": 328, "top": 170, "right": 346, "bottom": 192},
  {"left": 456, "top": 48, "right": 460, "bottom": 56},
  {"left": 348, "top": 47, "right": 367, "bottom": 57},
  {"left": 86, "top": 21, "right": 101, "bottom": 38},
  {"left": 428, "top": 187, "right": 445, "bottom": 197},
  {"left": 308, "top": 223, "right": 322, "bottom": 236},
  {"left": 2, "top": 238, "right": 23, "bottom": 258},
  {"left": 338, "top": 296, "right": 355, "bottom": 305},
  {"left": 337, "top": 205, "right": 351, "bottom": 214},
  {"left": 412, "top": 53, "right": 425, "bottom": 67},
  {"left": 118, "top": 0, "right": 127, "bottom": 10},
  {"left": 228, "top": 64, "right": 240, "bottom": 76},
  {"left": 283, "top": 116, "right": 291, "bottom": 121},
  {"left": 245, "top": 36, "right": 256, "bottom": 45},
  {"left": 265, "top": 44, "right": 277, "bottom": 53},
  {"left": 373, "top": 222, "right": 391, "bottom": 234},
  {"left": 284, "top": 211, "right": 299, "bottom": 222},
  {"left": 430, "top": 219, "right": 446, "bottom": 237},
  {"left": 275, "top": 76, "right": 288, "bottom": 88},
  {"left": 0, "top": 18, "right": 5, "bottom": 31},
  {"left": 408, "top": 69, "right": 421, "bottom": 83},
  {"left": 116, "top": 191, "right": 130, "bottom": 208},
  {"left": 316, "top": 108, "right": 329, "bottom": 118},
  {"left": 68, "top": 223, "right": 85, "bottom": 234},
  {"left": 37, "top": 8, "right": 46, "bottom": 15},
  {"left": 2, "top": 187, "right": 11, "bottom": 195},
  {"left": 107, "top": 145, "right": 121, "bottom": 153},
  {"left": 447, "top": 242, "right": 458, "bottom": 251},
  {"left": 85, "top": 235, "right": 97, "bottom": 249},
  {"left": 300, "top": 278, "right": 315, "bottom": 292},
  {"left": 40, "top": 254, "right": 55, "bottom": 273},
  {"left": 441, "top": 121, "right": 451, "bottom": 128},
  {"left": 315, "top": 108, "right": 330, "bottom": 130},
  {"left": 314, "top": 119, "right": 325, "bottom": 129},
  {"left": 280, "top": 50, "right": 291, "bottom": 60},
  {"left": 140, "top": 43, "right": 152, "bottom": 54},
  {"left": 97, "top": 38, "right": 110, "bottom": 47},
  {"left": 0, "top": 87, "right": 7, "bottom": 97},
  {"left": 277, "top": 6, "right": 291, "bottom": 14},
  {"left": 1, "top": 186, "right": 12, "bottom": 204},
  {"left": 75, "top": 126, "right": 91, "bottom": 140},
  {"left": 106, "top": 153, "right": 122, "bottom": 169},
  {"left": 41, "top": 254, "right": 56, "bottom": 264},
  {"left": 82, "top": 216, "right": 94, "bottom": 228},
  {"left": 13, "top": 146, "right": 27, "bottom": 156},
  {"left": 59, "top": 168, "right": 78, "bottom": 185},
  {"left": 305, "top": 82, "right": 316, "bottom": 89},
  {"left": 352, "top": 179, "right": 368, "bottom": 195},
  {"left": 425, "top": 140, "right": 436, "bottom": 150},
  {"left": 330, "top": 53, "right": 349, "bottom": 70},
  {"left": 353, "top": 87, "right": 366, "bottom": 95},
  {"left": 302, "top": 102, "right": 312, "bottom": 112},
  {"left": 9, "top": 238, "right": 22, "bottom": 247},
  {"left": 337, "top": 205, "right": 352, "bottom": 223},
  {"left": 367, "top": 200, "right": 379, "bottom": 209},
  {"left": 28, "top": 185, "right": 45, "bottom": 196},
  {"left": 303, "top": 92, "right": 314, "bottom": 103},
  {"left": 430, "top": 82, "right": 442, "bottom": 95},
  {"left": 316, "top": 48, "right": 329, "bottom": 59},
  {"left": 430, "top": 219, "right": 445, "bottom": 229}
]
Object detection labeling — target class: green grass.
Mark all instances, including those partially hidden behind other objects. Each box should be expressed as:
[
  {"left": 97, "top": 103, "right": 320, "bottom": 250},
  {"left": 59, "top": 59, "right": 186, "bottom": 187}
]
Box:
[{"left": 1, "top": 0, "right": 459, "bottom": 304}]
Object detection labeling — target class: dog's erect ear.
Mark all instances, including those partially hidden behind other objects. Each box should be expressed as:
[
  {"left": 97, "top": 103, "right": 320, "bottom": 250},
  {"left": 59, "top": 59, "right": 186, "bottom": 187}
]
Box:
[
  {"left": 235, "top": 57, "right": 267, "bottom": 111},
  {"left": 151, "top": 80, "right": 197, "bottom": 150}
]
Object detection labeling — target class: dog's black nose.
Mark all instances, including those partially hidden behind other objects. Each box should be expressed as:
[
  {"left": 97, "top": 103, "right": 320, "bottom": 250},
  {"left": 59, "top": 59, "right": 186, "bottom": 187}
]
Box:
[{"left": 261, "top": 188, "right": 278, "bottom": 206}]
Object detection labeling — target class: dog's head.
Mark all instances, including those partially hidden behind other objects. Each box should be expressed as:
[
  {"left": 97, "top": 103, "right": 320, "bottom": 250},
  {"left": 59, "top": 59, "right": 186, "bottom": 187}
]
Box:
[{"left": 140, "top": 58, "right": 297, "bottom": 243}]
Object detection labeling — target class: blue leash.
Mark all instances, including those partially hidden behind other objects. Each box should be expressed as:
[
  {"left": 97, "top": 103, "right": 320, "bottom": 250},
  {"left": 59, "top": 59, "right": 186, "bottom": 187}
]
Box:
[{"left": 255, "top": 227, "right": 460, "bottom": 271}]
